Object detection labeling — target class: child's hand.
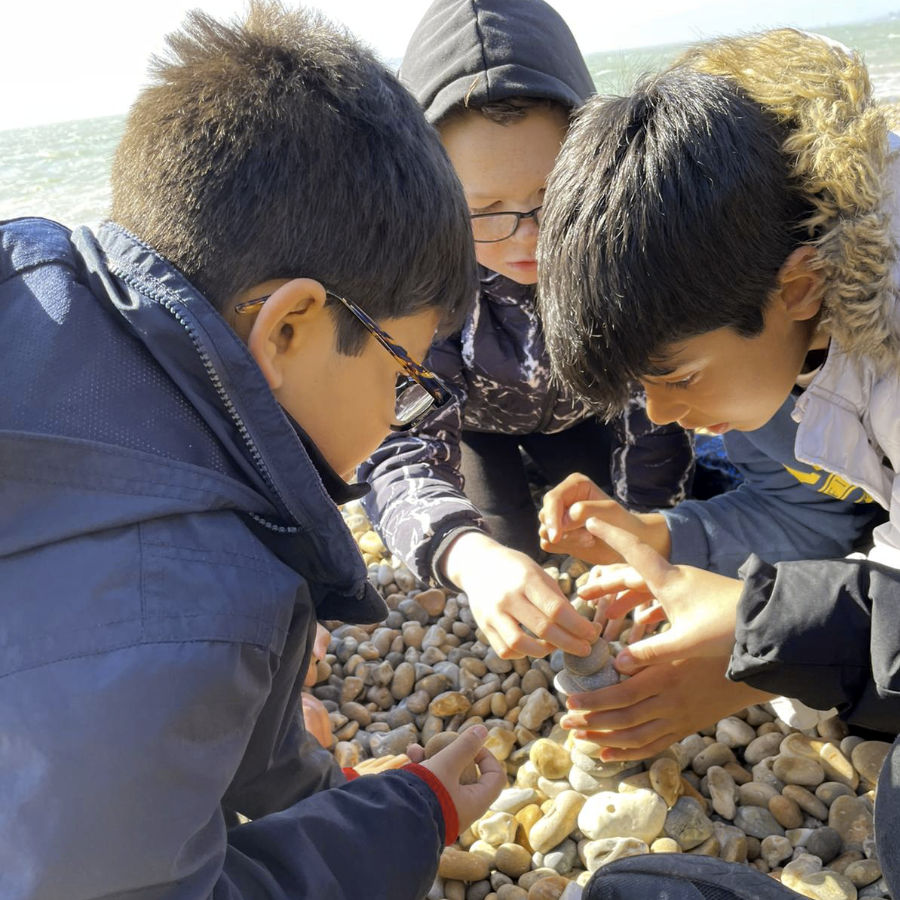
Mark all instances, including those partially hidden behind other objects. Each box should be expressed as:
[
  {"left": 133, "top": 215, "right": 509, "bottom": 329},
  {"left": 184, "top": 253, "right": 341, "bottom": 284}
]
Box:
[
  {"left": 442, "top": 531, "right": 600, "bottom": 659},
  {"left": 303, "top": 622, "right": 331, "bottom": 687},
  {"left": 560, "top": 654, "right": 774, "bottom": 762},
  {"left": 419, "top": 725, "right": 506, "bottom": 834},
  {"left": 576, "top": 517, "right": 743, "bottom": 674},
  {"left": 538, "top": 473, "right": 671, "bottom": 564}
]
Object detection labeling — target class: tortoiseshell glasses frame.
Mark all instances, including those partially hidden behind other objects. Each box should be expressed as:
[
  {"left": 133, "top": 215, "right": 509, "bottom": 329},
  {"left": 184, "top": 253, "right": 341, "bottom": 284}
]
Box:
[{"left": 234, "top": 290, "right": 453, "bottom": 431}]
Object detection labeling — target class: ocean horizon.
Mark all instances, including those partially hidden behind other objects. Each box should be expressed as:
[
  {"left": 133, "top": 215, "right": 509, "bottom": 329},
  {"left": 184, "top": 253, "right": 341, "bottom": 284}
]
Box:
[{"left": 3, "top": 14, "right": 900, "bottom": 231}]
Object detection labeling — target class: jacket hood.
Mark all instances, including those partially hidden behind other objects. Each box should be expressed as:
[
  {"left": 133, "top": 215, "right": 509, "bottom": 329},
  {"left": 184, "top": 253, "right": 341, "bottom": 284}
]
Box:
[
  {"left": 679, "top": 28, "right": 900, "bottom": 375},
  {"left": 399, "top": 0, "right": 594, "bottom": 125}
]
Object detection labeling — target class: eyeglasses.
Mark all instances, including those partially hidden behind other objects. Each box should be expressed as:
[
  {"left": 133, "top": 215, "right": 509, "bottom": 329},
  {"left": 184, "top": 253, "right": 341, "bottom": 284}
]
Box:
[
  {"left": 234, "top": 289, "right": 452, "bottom": 431},
  {"left": 470, "top": 205, "right": 542, "bottom": 243}
]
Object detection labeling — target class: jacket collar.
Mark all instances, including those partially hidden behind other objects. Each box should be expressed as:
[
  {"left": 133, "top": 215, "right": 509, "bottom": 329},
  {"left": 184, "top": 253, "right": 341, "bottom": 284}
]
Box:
[{"left": 72, "top": 223, "right": 383, "bottom": 621}]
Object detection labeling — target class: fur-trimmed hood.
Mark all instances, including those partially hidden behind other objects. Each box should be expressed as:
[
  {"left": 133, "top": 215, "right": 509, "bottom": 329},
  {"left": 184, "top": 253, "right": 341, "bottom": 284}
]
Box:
[{"left": 679, "top": 28, "right": 900, "bottom": 374}]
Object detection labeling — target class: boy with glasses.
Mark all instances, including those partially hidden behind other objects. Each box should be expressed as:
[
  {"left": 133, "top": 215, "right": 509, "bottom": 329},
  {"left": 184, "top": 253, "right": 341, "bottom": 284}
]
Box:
[
  {"left": 0, "top": 4, "right": 505, "bottom": 898},
  {"left": 359, "top": 0, "right": 695, "bottom": 661}
]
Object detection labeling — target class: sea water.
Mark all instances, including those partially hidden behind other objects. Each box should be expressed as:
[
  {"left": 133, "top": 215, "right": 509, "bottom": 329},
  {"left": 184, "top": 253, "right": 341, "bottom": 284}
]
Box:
[{"left": 2, "top": 15, "right": 900, "bottom": 232}]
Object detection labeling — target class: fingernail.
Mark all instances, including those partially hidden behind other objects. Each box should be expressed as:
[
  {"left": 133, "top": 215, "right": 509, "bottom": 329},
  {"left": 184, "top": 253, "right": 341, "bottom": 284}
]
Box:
[
  {"left": 469, "top": 724, "right": 487, "bottom": 740},
  {"left": 615, "top": 650, "right": 635, "bottom": 674},
  {"left": 548, "top": 528, "right": 557, "bottom": 542}
]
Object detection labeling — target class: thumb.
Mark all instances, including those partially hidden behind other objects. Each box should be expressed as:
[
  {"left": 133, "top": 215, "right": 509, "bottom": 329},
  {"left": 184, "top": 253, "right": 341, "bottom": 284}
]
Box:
[
  {"left": 585, "top": 517, "right": 674, "bottom": 593},
  {"left": 614, "top": 631, "right": 689, "bottom": 674},
  {"left": 444, "top": 724, "right": 487, "bottom": 769}
]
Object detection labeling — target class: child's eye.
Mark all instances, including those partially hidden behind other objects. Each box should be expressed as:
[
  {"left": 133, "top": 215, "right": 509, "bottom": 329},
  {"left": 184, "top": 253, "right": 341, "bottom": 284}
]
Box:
[{"left": 666, "top": 374, "right": 696, "bottom": 390}]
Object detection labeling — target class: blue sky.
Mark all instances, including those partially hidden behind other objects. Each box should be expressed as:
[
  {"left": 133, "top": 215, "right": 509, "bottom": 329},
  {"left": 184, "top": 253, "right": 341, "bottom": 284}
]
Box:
[{"left": 2, "top": 0, "right": 898, "bottom": 129}]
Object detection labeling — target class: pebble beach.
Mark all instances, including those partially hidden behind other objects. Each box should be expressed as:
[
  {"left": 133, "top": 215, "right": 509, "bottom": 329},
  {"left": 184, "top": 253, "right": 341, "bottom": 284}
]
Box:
[{"left": 299, "top": 501, "right": 896, "bottom": 900}]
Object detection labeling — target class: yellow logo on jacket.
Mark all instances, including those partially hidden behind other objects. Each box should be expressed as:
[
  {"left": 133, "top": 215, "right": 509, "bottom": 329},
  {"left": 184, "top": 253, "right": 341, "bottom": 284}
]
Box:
[{"left": 783, "top": 464, "right": 875, "bottom": 503}]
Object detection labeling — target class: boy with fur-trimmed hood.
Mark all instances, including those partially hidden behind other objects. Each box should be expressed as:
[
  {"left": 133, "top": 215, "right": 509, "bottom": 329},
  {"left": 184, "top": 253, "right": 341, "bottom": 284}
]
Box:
[{"left": 536, "top": 29, "right": 900, "bottom": 899}]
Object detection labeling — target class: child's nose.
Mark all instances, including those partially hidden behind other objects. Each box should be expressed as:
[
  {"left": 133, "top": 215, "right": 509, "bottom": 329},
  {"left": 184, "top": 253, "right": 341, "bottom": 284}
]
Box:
[
  {"left": 643, "top": 386, "right": 687, "bottom": 426},
  {"left": 512, "top": 214, "right": 540, "bottom": 244}
]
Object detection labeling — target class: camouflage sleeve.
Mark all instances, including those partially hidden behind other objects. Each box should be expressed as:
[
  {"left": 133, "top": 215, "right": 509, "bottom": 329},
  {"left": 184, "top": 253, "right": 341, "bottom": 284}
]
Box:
[
  {"left": 357, "top": 337, "right": 486, "bottom": 584},
  {"left": 611, "top": 390, "right": 695, "bottom": 512}
]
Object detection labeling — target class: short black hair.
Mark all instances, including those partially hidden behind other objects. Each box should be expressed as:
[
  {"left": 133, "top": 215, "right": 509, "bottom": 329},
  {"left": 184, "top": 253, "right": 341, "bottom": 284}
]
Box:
[
  {"left": 537, "top": 67, "right": 813, "bottom": 412},
  {"left": 110, "top": 1, "right": 475, "bottom": 353}
]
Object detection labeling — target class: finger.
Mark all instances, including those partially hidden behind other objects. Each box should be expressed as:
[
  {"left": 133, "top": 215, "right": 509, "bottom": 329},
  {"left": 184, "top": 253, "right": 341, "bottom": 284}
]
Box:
[
  {"left": 614, "top": 631, "right": 689, "bottom": 675},
  {"left": 564, "top": 676, "right": 649, "bottom": 714},
  {"left": 406, "top": 744, "right": 425, "bottom": 765},
  {"left": 523, "top": 579, "right": 599, "bottom": 643},
  {"left": 593, "top": 731, "right": 681, "bottom": 763},
  {"left": 487, "top": 618, "right": 550, "bottom": 660},
  {"left": 602, "top": 616, "right": 625, "bottom": 642},
  {"left": 540, "top": 472, "right": 598, "bottom": 540},
  {"left": 633, "top": 602, "right": 666, "bottom": 626},
  {"left": 584, "top": 517, "right": 676, "bottom": 593}
]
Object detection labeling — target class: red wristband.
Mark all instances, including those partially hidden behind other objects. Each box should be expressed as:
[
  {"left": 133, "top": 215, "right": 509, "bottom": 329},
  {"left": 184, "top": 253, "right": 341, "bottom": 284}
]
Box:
[
  {"left": 403, "top": 763, "right": 459, "bottom": 845},
  {"left": 342, "top": 767, "right": 360, "bottom": 781}
]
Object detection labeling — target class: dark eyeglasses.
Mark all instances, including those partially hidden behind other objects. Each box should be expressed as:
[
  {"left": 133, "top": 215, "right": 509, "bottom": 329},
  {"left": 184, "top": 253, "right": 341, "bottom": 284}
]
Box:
[
  {"left": 234, "top": 290, "right": 452, "bottom": 431},
  {"left": 470, "top": 205, "right": 542, "bottom": 243}
]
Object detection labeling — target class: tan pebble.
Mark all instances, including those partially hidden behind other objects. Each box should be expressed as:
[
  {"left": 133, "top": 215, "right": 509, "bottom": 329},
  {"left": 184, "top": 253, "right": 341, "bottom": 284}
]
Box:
[
  {"left": 430, "top": 690, "right": 472, "bottom": 718},
  {"left": 516, "top": 869, "right": 555, "bottom": 891},
  {"left": 530, "top": 738, "right": 571, "bottom": 780},
  {"left": 476, "top": 811, "right": 518, "bottom": 847},
  {"left": 768, "top": 794, "right": 803, "bottom": 830},
  {"left": 687, "top": 835, "right": 720, "bottom": 857},
  {"left": 618, "top": 772, "right": 653, "bottom": 792},
  {"left": 720, "top": 833, "right": 748, "bottom": 863},
  {"left": 828, "top": 794, "right": 874, "bottom": 853},
  {"left": 491, "top": 693, "right": 509, "bottom": 717},
  {"left": 781, "top": 853, "right": 857, "bottom": 900},
  {"left": 828, "top": 851, "right": 865, "bottom": 874},
  {"left": 515, "top": 724, "right": 539, "bottom": 746},
  {"left": 651, "top": 837, "right": 682, "bottom": 853},
  {"left": 438, "top": 847, "right": 491, "bottom": 883},
  {"left": 420, "top": 714, "right": 444, "bottom": 747},
  {"left": 358, "top": 530, "right": 386, "bottom": 556},
  {"left": 738, "top": 781, "right": 779, "bottom": 808},
  {"left": 679, "top": 776, "right": 709, "bottom": 812},
  {"left": 723, "top": 761, "right": 752, "bottom": 785},
  {"left": 333, "top": 740, "right": 360, "bottom": 768},
  {"left": 850, "top": 740, "right": 892, "bottom": 787},
  {"left": 444, "top": 879, "right": 466, "bottom": 900},
  {"left": 782, "top": 784, "right": 828, "bottom": 821},
  {"left": 458, "top": 826, "right": 477, "bottom": 850},
  {"left": 530, "top": 791, "right": 587, "bottom": 854},
  {"left": 844, "top": 859, "right": 881, "bottom": 887},
  {"left": 514, "top": 804, "right": 543, "bottom": 852},
  {"left": 415, "top": 588, "right": 447, "bottom": 617},
  {"left": 471, "top": 695, "right": 495, "bottom": 719},
  {"left": 692, "top": 742, "right": 735, "bottom": 776},
  {"left": 469, "top": 839, "right": 498, "bottom": 864},
  {"left": 650, "top": 757, "right": 683, "bottom": 808},
  {"left": 527, "top": 874, "right": 570, "bottom": 900},
  {"left": 780, "top": 733, "right": 858, "bottom": 789},
  {"left": 521, "top": 669, "right": 549, "bottom": 694},
  {"left": 706, "top": 766, "right": 737, "bottom": 820},
  {"left": 486, "top": 727, "right": 518, "bottom": 762},
  {"left": 494, "top": 842, "right": 533, "bottom": 879},
  {"left": 497, "top": 885, "right": 528, "bottom": 900},
  {"left": 516, "top": 761, "right": 541, "bottom": 789},
  {"left": 772, "top": 754, "right": 825, "bottom": 788}
]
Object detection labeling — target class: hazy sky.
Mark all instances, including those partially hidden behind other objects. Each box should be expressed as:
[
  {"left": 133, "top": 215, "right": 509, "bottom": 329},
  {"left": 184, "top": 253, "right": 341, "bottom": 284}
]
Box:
[{"left": 3, "top": 0, "right": 898, "bottom": 129}]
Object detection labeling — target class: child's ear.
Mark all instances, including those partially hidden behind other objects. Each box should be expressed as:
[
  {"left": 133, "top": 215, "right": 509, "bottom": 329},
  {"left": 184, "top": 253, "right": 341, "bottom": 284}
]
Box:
[
  {"left": 776, "top": 245, "right": 825, "bottom": 322},
  {"left": 247, "top": 278, "right": 328, "bottom": 390}
]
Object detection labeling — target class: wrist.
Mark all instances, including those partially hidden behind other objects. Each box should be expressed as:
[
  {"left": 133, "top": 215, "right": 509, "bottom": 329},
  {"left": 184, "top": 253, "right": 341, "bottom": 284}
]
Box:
[
  {"left": 636, "top": 513, "right": 672, "bottom": 559},
  {"left": 440, "top": 530, "right": 499, "bottom": 589}
]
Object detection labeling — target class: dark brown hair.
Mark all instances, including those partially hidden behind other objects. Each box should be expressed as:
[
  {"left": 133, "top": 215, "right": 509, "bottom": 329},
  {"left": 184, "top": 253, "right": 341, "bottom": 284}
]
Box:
[{"left": 110, "top": 1, "right": 475, "bottom": 352}]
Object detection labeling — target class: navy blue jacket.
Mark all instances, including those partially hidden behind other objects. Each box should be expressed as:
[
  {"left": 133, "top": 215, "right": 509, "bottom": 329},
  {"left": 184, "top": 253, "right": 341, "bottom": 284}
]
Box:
[{"left": 0, "top": 218, "right": 447, "bottom": 899}]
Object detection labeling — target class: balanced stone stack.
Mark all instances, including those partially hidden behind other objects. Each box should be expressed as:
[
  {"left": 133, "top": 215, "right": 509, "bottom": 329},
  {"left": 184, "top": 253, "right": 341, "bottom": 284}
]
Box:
[{"left": 310, "top": 501, "right": 892, "bottom": 900}]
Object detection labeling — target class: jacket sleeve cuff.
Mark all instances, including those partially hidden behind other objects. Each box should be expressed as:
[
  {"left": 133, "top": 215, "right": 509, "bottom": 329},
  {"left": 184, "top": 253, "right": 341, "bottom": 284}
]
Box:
[
  {"left": 342, "top": 767, "right": 360, "bottom": 781},
  {"left": 429, "top": 525, "right": 488, "bottom": 590},
  {"left": 403, "top": 763, "right": 459, "bottom": 845},
  {"left": 659, "top": 506, "right": 710, "bottom": 567}
]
